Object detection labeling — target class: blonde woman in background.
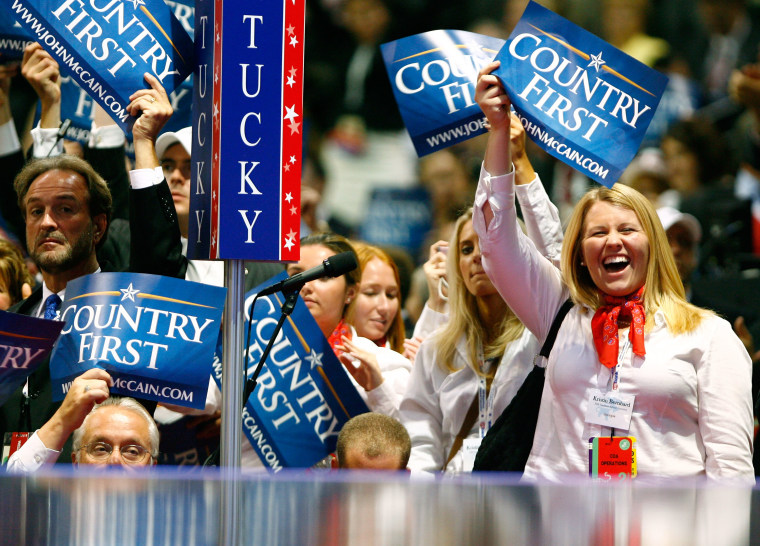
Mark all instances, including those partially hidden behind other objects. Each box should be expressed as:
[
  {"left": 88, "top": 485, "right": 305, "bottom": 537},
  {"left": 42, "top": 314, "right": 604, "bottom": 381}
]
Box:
[{"left": 399, "top": 209, "right": 539, "bottom": 473}]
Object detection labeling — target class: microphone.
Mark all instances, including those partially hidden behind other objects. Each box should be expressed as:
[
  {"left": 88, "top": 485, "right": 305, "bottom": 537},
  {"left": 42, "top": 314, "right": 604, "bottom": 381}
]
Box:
[
  {"left": 257, "top": 251, "right": 358, "bottom": 297},
  {"left": 47, "top": 119, "right": 72, "bottom": 157}
]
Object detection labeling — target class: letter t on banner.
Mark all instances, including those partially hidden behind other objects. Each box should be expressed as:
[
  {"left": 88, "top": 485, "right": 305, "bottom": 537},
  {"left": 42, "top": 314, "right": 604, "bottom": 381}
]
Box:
[{"left": 191, "top": 0, "right": 304, "bottom": 260}]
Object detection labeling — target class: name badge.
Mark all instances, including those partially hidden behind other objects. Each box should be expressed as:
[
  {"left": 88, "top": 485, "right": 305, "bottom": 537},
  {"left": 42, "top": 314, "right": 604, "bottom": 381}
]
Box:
[
  {"left": 2, "top": 432, "right": 30, "bottom": 465},
  {"left": 589, "top": 436, "right": 637, "bottom": 480},
  {"left": 461, "top": 438, "right": 482, "bottom": 472},
  {"left": 585, "top": 389, "right": 635, "bottom": 430}
]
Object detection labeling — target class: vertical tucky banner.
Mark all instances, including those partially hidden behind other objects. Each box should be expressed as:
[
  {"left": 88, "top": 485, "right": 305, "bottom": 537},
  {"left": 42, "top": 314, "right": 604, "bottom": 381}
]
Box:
[{"left": 190, "top": 0, "right": 304, "bottom": 261}]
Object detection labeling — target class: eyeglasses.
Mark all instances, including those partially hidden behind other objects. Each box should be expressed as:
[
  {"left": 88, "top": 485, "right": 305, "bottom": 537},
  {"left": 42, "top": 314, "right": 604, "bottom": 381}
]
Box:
[
  {"left": 80, "top": 441, "right": 152, "bottom": 464},
  {"left": 160, "top": 159, "right": 192, "bottom": 179}
]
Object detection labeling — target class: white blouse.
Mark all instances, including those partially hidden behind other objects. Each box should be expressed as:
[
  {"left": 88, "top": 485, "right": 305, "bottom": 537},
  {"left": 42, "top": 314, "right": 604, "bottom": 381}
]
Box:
[{"left": 473, "top": 166, "right": 755, "bottom": 483}]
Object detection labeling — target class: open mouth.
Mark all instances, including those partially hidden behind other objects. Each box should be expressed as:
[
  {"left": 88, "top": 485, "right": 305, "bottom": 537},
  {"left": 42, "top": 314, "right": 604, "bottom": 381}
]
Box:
[{"left": 603, "top": 256, "right": 630, "bottom": 273}]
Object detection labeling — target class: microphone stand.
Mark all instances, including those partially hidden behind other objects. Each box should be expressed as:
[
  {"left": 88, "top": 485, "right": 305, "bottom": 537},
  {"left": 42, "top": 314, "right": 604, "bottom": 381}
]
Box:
[{"left": 241, "top": 289, "right": 299, "bottom": 408}]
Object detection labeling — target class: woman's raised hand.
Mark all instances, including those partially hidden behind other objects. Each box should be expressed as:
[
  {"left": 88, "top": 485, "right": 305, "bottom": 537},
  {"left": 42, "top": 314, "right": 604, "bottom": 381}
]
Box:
[{"left": 475, "top": 61, "right": 512, "bottom": 133}]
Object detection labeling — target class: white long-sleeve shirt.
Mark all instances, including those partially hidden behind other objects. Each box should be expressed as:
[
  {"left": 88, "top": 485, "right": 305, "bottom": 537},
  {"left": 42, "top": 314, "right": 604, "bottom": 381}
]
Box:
[
  {"left": 400, "top": 328, "right": 539, "bottom": 474},
  {"left": 399, "top": 173, "right": 559, "bottom": 474},
  {"left": 473, "top": 165, "right": 755, "bottom": 483}
]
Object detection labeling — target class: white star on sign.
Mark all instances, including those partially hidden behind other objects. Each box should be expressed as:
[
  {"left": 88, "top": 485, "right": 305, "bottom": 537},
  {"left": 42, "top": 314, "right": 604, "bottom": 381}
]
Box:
[
  {"left": 284, "top": 235, "right": 295, "bottom": 251},
  {"left": 588, "top": 52, "right": 605, "bottom": 72},
  {"left": 290, "top": 35, "right": 298, "bottom": 47},
  {"left": 289, "top": 155, "right": 297, "bottom": 164},
  {"left": 120, "top": 283, "right": 140, "bottom": 302},
  {"left": 285, "top": 192, "right": 293, "bottom": 203},
  {"left": 286, "top": 75, "right": 296, "bottom": 88},
  {"left": 283, "top": 105, "right": 299, "bottom": 122},
  {"left": 305, "top": 349, "right": 323, "bottom": 369},
  {"left": 129, "top": 0, "right": 145, "bottom": 8}
]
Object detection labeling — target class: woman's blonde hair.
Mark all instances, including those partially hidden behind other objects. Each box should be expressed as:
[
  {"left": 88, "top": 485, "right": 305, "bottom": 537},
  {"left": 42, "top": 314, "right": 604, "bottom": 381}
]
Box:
[
  {"left": 345, "top": 242, "right": 406, "bottom": 352},
  {"left": 561, "top": 183, "right": 708, "bottom": 333},
  {"left": 0, "top": 239, "right": 33, "bottom": 306},
  {"left": 434, "top": 209, "right": 525, "bottom": 375}
]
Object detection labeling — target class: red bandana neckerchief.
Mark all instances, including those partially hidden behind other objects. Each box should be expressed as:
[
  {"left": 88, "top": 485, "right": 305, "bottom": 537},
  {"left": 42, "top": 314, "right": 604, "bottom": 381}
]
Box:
[
  {"left": 328, "top": 319, "right": 352, "bottom": 357},
  {"left": 591, "top": 287, "right": 646, "bottom": 369}
]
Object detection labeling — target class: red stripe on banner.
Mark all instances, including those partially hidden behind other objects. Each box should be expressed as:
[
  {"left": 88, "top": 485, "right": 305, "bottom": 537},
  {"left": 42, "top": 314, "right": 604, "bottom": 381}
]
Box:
[
  {"left": 211, "top": 0, "right": 224, "bottom": 259},
  {"left": 279, "top": 0, "right": 305, "bottom": 261}
]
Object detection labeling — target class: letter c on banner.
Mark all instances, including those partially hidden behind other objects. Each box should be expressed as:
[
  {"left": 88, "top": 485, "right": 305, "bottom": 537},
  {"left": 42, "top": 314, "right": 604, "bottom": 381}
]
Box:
[
  {"left": 508, "top": 33, "right": 541, "bottom": 61},
  {"left": 240, "top": 112, "right": 262, "bottom": 146},
  {"left": 395, "top": 63, "right": 423, "bottom": 94},
  {"left": 197, "top": 113, "right": 206, "bottom": 147}
]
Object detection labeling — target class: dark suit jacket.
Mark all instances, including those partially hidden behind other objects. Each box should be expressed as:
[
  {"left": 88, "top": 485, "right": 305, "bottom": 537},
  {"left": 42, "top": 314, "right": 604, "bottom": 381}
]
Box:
[
  {"left": 0, "top": 178, "right": 185, "bottom": 463},
  {"left": 0, "top": 149, "right": 25, "bottom": 242}
]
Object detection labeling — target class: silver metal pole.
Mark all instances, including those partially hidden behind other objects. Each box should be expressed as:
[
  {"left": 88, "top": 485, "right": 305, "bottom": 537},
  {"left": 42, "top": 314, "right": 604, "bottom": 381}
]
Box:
[
  {"left": 219, "top": 258, "right": 244, "bottom": 545},
  {"left": 221, "top": 258, "right": 244, "bottom": 466}
]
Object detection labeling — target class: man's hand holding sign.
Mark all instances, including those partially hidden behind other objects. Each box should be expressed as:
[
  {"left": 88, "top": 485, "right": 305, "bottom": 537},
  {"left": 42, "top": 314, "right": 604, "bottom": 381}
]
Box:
[
  {"left": 4, "top": 0, "right": 193, "bottom": 132},
  {"left": 128, "top": 73, "right": 173, "bottom": 169},
  {"left": 21, "top": 42, "right": 60, "bottom": 129},
  {"left": 37, "top": 367, "right": 111, "bottom": 453}
]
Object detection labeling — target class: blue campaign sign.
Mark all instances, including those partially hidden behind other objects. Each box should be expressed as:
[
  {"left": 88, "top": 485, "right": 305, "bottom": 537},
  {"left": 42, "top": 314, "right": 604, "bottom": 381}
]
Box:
[
  {"left": 0, "top": 310, "right": 64, "bottom": 406},
  {"left": 5, "top": 0, "right": 194, "bottom": 132},
  {"left": 212, "top": 273, "right": 369, "bottom": 470},
  {"left": 0, "top": 4, "right": 33, "bottom": 59},
  {"left": 381, "top": 30, "right": 505, "bottom": 157},
  {"left": 51, "top": 0, "right": 194, "bottom": 151},
  {"left": 49, "top": 272, "right": 226, "bottom": 410},
  {"left": 359, "top": 187, "right": 433, "bottom": 259},
  {"left": 156, "top": 0, "right": 193, "bottom": 135},
  {"left": 495, "top": 1, "right": 667, "bottom": 187}
]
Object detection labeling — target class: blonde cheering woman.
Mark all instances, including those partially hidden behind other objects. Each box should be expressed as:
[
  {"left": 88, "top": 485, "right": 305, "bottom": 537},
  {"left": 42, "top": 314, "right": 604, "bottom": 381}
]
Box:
[{"left": 472, "top": 61, "right": 754, "bottom": 482}]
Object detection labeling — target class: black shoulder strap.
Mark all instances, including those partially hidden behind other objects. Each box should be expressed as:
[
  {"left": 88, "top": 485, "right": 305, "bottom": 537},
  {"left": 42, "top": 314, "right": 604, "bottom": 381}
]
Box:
[{"left": 538, "top": 299, "right": 574, "bottom": 359}]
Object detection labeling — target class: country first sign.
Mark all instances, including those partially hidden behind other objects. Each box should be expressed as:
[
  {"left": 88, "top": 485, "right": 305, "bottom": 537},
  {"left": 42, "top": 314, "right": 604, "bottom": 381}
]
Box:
[
  {"left": 50, "top": 272, "right": 226, "bottom": 410},
  {"left": 0, "top": 4, "right": 33, "bottom": 59},
  {"left": 213, "top": 273, "right": 369, "bottom": 470},
  {"left": 381, "top": 30, "right": 506, "bottom": 157},
  {"left": 0, "top": 310, "right": 63, "bottom": 406},
  {"left": 48, "top": 0, "right": 195, "bottom": 151},
  {"left": 5, "top": 0, "right": 194, "bottom": 131},
  {"left": 495, "top": 1, "right": 667, "bottom": 187}
]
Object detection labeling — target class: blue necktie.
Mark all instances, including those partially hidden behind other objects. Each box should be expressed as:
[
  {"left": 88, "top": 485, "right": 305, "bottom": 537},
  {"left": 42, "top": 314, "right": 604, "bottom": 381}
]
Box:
[{"left": 43, "top": 294, "right": 61, "bottom": 320}]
